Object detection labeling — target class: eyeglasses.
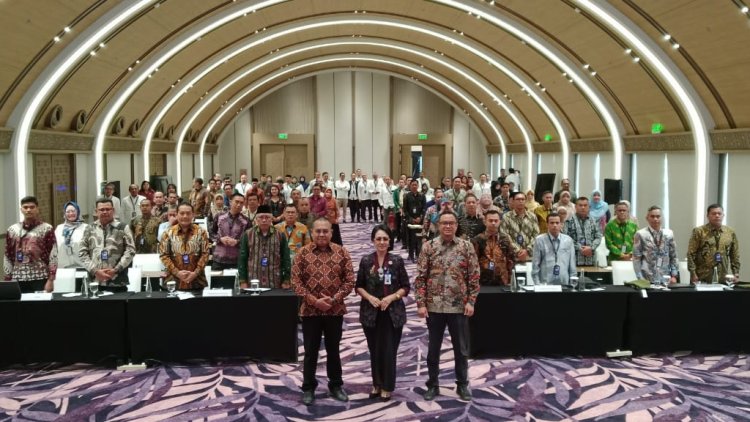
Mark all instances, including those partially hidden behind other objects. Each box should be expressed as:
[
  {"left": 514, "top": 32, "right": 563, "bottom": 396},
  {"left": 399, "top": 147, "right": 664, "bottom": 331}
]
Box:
[{"left": 439, "top": 221, "right": 457, "bottom": 226}]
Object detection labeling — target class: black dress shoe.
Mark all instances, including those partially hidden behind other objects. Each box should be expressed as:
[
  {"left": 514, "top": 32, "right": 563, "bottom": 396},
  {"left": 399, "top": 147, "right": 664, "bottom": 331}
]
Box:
[
  {"left": 456, "top": 385, "right": 472, "bottom": 401},
  {"left": 302, "top": 390, "right": 315, "bottom": 405},
  {"left": 330, "top": 388, "right": 349, "bottom": 402},
  {"left": 369, "top": 387, "right": 381, "bottom": 399},
  {"left": 423, "top": 386, "right": 439, "bottom": 401}
]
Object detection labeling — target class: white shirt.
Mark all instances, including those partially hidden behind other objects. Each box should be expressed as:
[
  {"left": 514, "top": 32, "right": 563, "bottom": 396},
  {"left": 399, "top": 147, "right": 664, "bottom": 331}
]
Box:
[
  {"left": 234, "top": 182, "right": 251, "bottom": 195},
  {"left": 334, "top": 180, "right": 350, "bottom": 199},
  {"left": 121, "top": 194, "right": 145, "bottom": 225},
  {"left": 418, "top": 177, "right": 431, "bottom": 191},
  {"left": 479, "top": 182, "right": 492, "bottom": 196},
  {"left": 348, "top": 180, "right": 359, "bottom": 200},
  {"left": 379, "top": 184, "right": 396, "bottom": 208},
  {"left": 358, "top": 180, "right": 371, "bottom": 201}
]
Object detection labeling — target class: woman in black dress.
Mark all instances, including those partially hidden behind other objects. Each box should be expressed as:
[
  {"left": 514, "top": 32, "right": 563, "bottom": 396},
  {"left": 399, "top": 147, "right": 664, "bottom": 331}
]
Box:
[{"left": 356, "top": 225, "right": 410, "bottom": 401}]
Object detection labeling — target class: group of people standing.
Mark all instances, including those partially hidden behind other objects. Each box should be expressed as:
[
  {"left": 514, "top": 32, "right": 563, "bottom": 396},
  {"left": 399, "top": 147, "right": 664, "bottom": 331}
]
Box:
[{"left": 2, "top": 168, "right": 742, "bottom": 407}]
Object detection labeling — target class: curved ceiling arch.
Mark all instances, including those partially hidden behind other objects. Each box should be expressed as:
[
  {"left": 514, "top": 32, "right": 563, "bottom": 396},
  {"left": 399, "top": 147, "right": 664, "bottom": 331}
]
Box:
[
  {"left": 574, "top": 0, "right": 713, "bottom": 227},
  {"left": 194, "top": 54, "right": 520, "bottom": 187},
  {"left": 96, "top": 13, "right": 595, "bottom": 191},
  {"left": 148, "top": 37, "right": 545, "bottom": 188},
  {"left": 170, "top": 53, "right": 511, "bottom": 192}
]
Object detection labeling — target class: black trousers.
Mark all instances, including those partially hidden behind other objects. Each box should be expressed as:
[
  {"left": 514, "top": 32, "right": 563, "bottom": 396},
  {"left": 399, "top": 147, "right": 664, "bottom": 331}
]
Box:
[
  {"left": 302, "top": 315, "right": 344, "bottom": 392},
  {"left": 332, "top": 224, "right": 343, "bottom": 245},
  {"left": 360, "top": 200, "right": 369, "bottom": 221},
  {"left": 18, "top": 279, "right": 47, "bottom": 293},
  {"left": 349, "top": 199, "right": 360, "bottom": 222},
  {"left": 394, "top": 213, "right": 402, "bottom": 242},
  {"left": 363, "top": 311, "right": 403, "bottom": 392},
  {"left": 408, "top": 226, "right": 422, "bottom": 259},
  {"left": 426, "top": 312, "right": 469, "bottom": 388}
]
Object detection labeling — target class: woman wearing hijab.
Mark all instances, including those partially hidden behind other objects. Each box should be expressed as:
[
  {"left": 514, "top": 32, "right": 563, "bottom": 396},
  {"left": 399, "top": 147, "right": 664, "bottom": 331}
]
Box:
[
  {"left": 54, "top": 201, "right": 88, "bottom": 268},
  {"left": 589, "top": 190, "right": 611, "bottom": 233},
  {"left": 553, "top": 190, "right": 575, "bottom": 217},
  {"left": 298, "top": 175, "right": 309, "bottom": 193},
  {"left": 525, "top": 189, "right": 540, "bottom": 212}
]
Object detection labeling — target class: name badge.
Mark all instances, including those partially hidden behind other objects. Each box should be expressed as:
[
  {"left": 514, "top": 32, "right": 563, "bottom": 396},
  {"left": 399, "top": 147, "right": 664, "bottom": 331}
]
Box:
[
  {"left": 101, "top": 250, "right": 109, "bottom": 261},
  {"left": 16, "top": 251, "right": 24, "bottom": 262},
  {"left": 656, "top": 257, "right": 663, "bottom": 267},
  {"left": 182, "top": 254, "right": 190, "bottom": 264},
  {"left": 579, "top": 239, "right": 587, "bottom": 246},
  {"left": 412, "top": 208, "right": 417, "bottom": 215},
  {"left": 140, "top": 237, "right": 145, "bottom": 246},
  {"left": 715, "top": 252, "right": 722, "bottom": 263},
  {"left": 488, "top": 261, "right": 495, "bottom": 271},
  {"left": 516, "top": 235, "right": 524, "bottom": 245},
  {"left": 261, "top": 257, "right": 269, "bottom": 267},
  {"left": 553, "top": 264, "right": 560, "bottom": 276},
  {"left": 384, "top": 273, "right": 392, "bottom": 285}
]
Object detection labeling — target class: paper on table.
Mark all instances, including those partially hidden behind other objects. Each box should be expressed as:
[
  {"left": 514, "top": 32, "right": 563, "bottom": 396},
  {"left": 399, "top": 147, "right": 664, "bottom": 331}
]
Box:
[
  {"left": 222, "top": 269, "right": 238, "bottom": 277},
  {"left": 241, "top": 287, "right": 272, "bottom": 292},
  {"left": 20, "top": 293, "right": 53, "bottom": 301},
  {"left": 62, "top": 292, "right": 82, "bottom": 297},
  {"left": 99, "top": 291, "right": 114, "bottom": 296},
  {"left": 176, "top": 292, "right": 194, "bottom": 300}
]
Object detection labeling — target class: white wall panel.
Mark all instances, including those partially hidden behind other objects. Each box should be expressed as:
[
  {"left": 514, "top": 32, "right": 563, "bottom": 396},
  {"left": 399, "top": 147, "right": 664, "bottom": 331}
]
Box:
[
  {"left": 633, "top": 153, "right": 665, "bottom": 222},
  {"left": 217, "top": 119, "right": 236, "bottom": 178},
  {"left": 315, "top": 74, "right": 335, "bottom": 174},
  {"left": 392, "top": 78, "right": 450, "bottom": 134},
  {"left": 577, "top": 153, "right": 598, "bottom": 197},
  {"left": 538, "top": 152, "right": 563, "bottom": 186},
  {"left": 469, "top": 124, "right": 488, "bottom": 179},
  {"left": 181, "top": 153, "right": 193, "bottom": 196},
  {"left": 105, "top": 153, "right": 131, "bottom": 190},
  {"left": 371, "top": 73, "right": 390, "bottom": 176},
  {"left": 252, "top": 79, "right": 314, "bottom": 133},
  {"left": 726, "top": 153, "right": 750, "bottom": 276},
  {"left": 353, "top": 72, "right": 372, "bottom": 174},
  {"left": 452, "top": 113, "right": 469, "bottom": 174},
  {"left": 667, "top": 152, "right": 698, "bottom": 259},
  {"left": 330, "top": 72, "right": 352, "bottom": 174}
]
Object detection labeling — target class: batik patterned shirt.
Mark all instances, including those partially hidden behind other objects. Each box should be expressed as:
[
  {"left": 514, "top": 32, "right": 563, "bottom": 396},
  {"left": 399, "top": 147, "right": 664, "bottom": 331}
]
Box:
[
  {"left": 563, "top": 215, "right": 602, "bottom": 266},
  {"left": 687, "top": 224, "right": 740, "bottom": 282},
  {"left": 237, "top": 226, "right": 290, "bottom": 288},
  {"left": 188, "top": 188, "right": 210, "bottom": 218},
  {"left": 502, "top": 210, "right": 540, "bottom": 257},
  {"left": 275, "top": 221, "right": 310, "bottom": 260},
  {"left": 415, "top": 236, "right": 480, "bottom": 313},
  {"left": 632, "top": 227, "right": 678, "bottom": 282},
  {"left": 130, "top": 215, "right": 161, "bottom": 254},
  {"left": 4, "top": 220, "right": 58, "bottom": 282},
  {"left": 534, "top": 205, "right": 554, "bottom": 234},
  {"left": 159, "top": 224, "right": 210, "bottom": 289},
  {"left": 604, "top": 219, "right": 638, "bottom": 260},
  {"left": 471, "top": 231, "right": 516, "bottom": 285},
  {"left": 458, "top": 214, "right": 486, "bottom": 240},
  {"left": 292, "top": 243, "right": 355, "bottom": 317},
  {"left": 212, "top": 211, "right": 251, "bottom": 265},
  {"left": 79, "top": 220, "right": 136, "bottom": 284}
]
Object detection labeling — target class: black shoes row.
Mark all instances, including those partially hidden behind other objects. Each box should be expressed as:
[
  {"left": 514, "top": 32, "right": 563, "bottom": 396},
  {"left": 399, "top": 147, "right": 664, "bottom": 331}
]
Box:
[{"left": 302, "top": 387, "right": 349, "bottom": 405}]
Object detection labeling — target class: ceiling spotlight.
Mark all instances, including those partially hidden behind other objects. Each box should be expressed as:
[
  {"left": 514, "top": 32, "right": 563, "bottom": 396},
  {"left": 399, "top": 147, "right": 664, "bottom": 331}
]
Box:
[
  {"left": 541, "top": 87, "right": 547, "bottom": 92},
  {"left": 633, "top": 56, "right": 640, "bottom": 63},
  {"left": 99, "top": 42, "right": 105, "bottom": 48},
  {"left": 53, "top": 36, "right": 60, "bottom": 42},
  {"left": 583, "top": 64, "right": 590, "bottom": 69},
  {"left": 590, "top": 71, "right": 597, "bottom": 76},
  {"left": 89, "top": 50, "right": 96, "bottom": 56},
  {"left": 742, "top": 6, "right": 749, "bottom": 13},
  {"left": 63, "top": 26, "right": 71, "bottom": 33},
  {"left": 624, "top": 48, "right": 632, "bottom": 54},
  {"left": 663, "top": 34, "right": 671, "bottom": 41},
  {"left": 672, "top": 43, "right": 680, "bottom": 49}
]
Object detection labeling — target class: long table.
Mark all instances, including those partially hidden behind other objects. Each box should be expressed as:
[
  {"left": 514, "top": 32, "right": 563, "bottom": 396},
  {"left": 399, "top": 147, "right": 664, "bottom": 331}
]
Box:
[
  {"left": 0, "top": 294, "right": 127, "bottom": 366},
  {"left": 1, "top": 290, "right": 299, "bottom": 367},
  {"left": 469, "top": 286, "right": 630, "bottom": 358},
  {"left": 127, "top": 290, "right": 299, "bottom": 362}
]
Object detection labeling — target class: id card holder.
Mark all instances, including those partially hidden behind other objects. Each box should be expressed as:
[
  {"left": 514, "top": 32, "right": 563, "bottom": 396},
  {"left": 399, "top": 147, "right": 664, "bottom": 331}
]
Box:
[
  {"left": 412, "top": 208, "right": 417, "bottom": 215},
  {"left": 715, "top": 252, "right": 722, "bottom": 263},
  {"left": 656, "top": 257, "right": 663, "bottom": 267},
  {"left": 101, "top": 250, "right": 109, "bottom": 261},
  {"left": 516, "top": 235, "right": 524, "bottom": 245},
  {"left": 16, "top": 251, "right": 24, "bottom": 262},
  {"left": 182, "top": 254, "right": 190, "bottom": 264},
  {"left": 488, "top": 261, "right": 495, "bottom": 271},
  {"left": 580, "top": 239, "right": 587, "bottom": 246},
  {"left": 261, "top": 256, "right": 269, "bottom": 267},
  {"left": 553, "top": 264, "right": 560, "bottom": 276},
  {"left": 384, "top": 273, "right": 392, "bottom": 285},
  {"left": 140, "top": 237, "right": 145, "bottom": 246}
]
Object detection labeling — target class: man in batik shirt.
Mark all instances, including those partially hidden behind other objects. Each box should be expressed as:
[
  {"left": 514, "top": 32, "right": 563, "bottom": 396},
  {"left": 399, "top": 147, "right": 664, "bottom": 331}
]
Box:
[
  {"left": 159, "top": 203, "right": 210, "bottom": 290},
  {"left": 80, "top": 198, "right": 136, "bottom": 291},
  {"left": 211, "top": 193, "right": 251, "bottom": 270},
  {"left": 415, "top": 211, "right": 480, "bottom": 402},
  {"left": 604, "top": 201, "right": 638, "bottom": 262},
  {"left": 3, "top": 196, "right": 57, "bottom": 292},
  {"left": 472, "top": 210, "right": 515, "bottom": 286},
  {"left": 457, "top": 193, "right": 485, "bottom": 240},
  {"left": 292, "top": 218, "right": 355, "bottom": 406},
  {"left": 188, "top": 177, "right": 210, "bottom": 219},
  {"left": 534, "top": 191, "right": 555, "bottom": 234},
  {"left": 130, "top": 199, "right": 161, "bottom": 253},
  {"left": 632, "top": 205, "right": 678, "bottom": 284},
  {"left": 238, "top": 205, "right": 290, "bottom": 289},
  {"left": 687, "top": 204, "right": 740, "bottom": 283},
  {"left": 275, "top": 204, "right": 310, "bottom": 263},
  {"left": 563, "top": 196, "right": 602, "bottom": 267},
  {"left": 503, "top": 191, "right": 540, "bottom": 263}
]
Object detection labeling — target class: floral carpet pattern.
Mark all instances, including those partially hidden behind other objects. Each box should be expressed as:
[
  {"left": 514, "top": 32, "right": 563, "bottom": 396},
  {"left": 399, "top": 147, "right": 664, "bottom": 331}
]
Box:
[{"left": 2, "top": 221, "right": 749, "bottom": 421}]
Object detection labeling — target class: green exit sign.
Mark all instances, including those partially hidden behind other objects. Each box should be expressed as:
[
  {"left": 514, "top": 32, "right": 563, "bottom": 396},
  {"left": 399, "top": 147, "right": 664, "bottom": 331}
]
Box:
[
  {"left": 418, "top": 133, "right": 428, "bottom": 140},
  {"left": 651, "top": 123, "right": 663, "bottom": 134},
  {"left": 544, "top": 134, "right": 552, "bottom": 141},
  {"left": 278, "top": 133, "right": 288, "bottom": 140}
]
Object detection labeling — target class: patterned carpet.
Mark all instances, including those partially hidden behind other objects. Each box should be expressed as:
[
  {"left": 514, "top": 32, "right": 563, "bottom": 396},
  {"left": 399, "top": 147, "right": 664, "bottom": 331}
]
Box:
[{"left": 2, "top": 219, "right": 749, "bottom": 421}]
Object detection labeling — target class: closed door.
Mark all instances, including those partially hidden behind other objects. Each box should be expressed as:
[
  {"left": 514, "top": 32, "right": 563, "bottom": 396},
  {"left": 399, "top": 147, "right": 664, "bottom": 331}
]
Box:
[
  {"left": 399, "top": 145, "right": 414, "bottom": 180},
  {"left": 260, "top": 144, "right": 285, "bottom": 178},
  {"left": 33, "top": 154, "right": 75, "bottom": 226},
  {"left": 422, "top": 145, "right": 445, "bottom": 189}
]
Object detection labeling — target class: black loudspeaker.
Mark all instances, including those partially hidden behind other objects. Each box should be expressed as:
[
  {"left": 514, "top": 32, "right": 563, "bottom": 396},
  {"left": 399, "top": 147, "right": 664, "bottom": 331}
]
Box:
[
  {"left": 604, "top": 179, "right": 623, "bottom": 204},
  {"left": 534, "top": 174, "right": 557, "bottom": 203},
  {"left": 149, "top": 175, "right": 173, "bottom": 194}
]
